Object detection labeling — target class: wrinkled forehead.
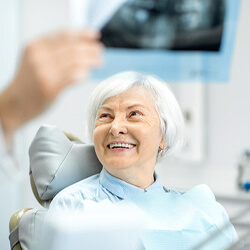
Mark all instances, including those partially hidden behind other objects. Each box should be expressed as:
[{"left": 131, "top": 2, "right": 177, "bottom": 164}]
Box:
[{"left": 98, "top": 85, "right": 156, "bottom": 110}]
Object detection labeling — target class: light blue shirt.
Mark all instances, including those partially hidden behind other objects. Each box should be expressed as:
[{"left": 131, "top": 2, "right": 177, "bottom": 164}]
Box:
[
  {"left": 49, "top": 168, "right": 238, "bottom": 249},
  {"left": 50, "top": 168, "right": 179, "bottom": 210}
]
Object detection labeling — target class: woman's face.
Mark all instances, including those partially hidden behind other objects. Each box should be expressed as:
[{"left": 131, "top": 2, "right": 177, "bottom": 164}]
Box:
[{"left": 94, "top": 85, "right": 164, "bottom": 175}]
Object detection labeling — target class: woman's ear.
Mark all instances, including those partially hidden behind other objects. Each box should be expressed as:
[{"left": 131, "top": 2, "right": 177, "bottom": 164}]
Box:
[
  {"left": 159, "top": 138, "right": 166, "bottom": 150},
  {"left": 159, "top": 140, "right": 167, "bottom": 157}
]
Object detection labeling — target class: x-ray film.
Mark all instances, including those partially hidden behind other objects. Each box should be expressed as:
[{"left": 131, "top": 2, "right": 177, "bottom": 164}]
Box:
[{"left": 71, "top": 0, "right": 241, "bottom": 82}]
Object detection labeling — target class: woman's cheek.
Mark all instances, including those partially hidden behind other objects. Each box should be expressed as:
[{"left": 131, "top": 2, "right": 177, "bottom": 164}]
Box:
[{"left": 94, "top": 125, "right": 109, "bottom": 144}]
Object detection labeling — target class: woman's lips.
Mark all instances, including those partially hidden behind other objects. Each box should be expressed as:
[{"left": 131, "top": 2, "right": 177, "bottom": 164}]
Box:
[{"left": 107, "top": 142, "right": 136, "bottom": 151}]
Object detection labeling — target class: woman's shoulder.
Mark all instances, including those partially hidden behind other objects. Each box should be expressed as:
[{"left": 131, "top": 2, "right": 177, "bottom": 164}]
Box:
[
  {"left": 49, "top": 173, "right": 100, "bottom": 211},
  {"left": 167, "top": 184, "right": 221, "bottom": 218},
  {"left": 182, "top": 184, "right": 215, "bottom": 200},
  {"left": 172, "top": 184, "right": 217, "bottom": 211},
  {"left": 168, "top": 184, "right": 214, "bottom": 198},
  {"left": 177, "top": 184, "right": 231, "bottom": 230}
]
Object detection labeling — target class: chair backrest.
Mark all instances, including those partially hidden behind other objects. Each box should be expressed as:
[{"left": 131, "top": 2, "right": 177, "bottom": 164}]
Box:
[
  {"left": 29, "top": 125, "right": 103, "bottom": 206},
  {"left": 9, "top": 125, "right": 102, "bottom": 249}
]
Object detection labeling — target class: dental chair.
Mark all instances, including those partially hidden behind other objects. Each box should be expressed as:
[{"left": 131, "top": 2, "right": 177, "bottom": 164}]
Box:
[{"left": 9, "top": 125, "right": 102, "bottom": 250}]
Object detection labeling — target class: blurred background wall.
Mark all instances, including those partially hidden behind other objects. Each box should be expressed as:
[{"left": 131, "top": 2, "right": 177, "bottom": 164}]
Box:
[{"left": 0, "top": 0, "right": 250, "bottom": 248}]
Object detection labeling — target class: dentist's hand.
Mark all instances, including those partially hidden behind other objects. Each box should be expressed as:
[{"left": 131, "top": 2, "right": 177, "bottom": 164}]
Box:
[{"left": 0, "top": 29, "right": 103, "bottom": 143}]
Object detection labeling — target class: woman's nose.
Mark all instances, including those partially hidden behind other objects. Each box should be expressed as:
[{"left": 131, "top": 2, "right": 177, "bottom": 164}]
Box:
[{"left": 109, "top": 118, "right": 128, "bottom": 137}]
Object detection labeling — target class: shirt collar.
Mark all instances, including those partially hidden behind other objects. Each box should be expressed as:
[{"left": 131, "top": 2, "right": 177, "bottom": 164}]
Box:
[{"left": 99, "top": 168, "right": 164, "bottom": 200}]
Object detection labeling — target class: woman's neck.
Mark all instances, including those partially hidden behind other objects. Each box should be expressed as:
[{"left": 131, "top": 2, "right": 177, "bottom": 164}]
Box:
[{"left": 104, "top": 167, "right": 155, "bottom": 190}]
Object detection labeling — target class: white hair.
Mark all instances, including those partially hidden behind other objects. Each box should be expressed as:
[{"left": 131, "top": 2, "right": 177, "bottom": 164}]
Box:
[{"left": 86, "top": 71, "right": 185, "bottom": 156}]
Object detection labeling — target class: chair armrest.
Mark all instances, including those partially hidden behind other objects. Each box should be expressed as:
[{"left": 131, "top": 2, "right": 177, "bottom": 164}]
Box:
[
  {"left": 9, "top": 208, "right": 32, "bottom": 250},
  {"left": 9, "top": 208, "right": 47, "bottom": 250}
]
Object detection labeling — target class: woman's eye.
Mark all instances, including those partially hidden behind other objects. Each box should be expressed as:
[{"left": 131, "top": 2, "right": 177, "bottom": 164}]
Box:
[
  {"left": 100, "top": 113, "right": 111, "bottom": 118},
  {"left": 130, "top": 111, "right": 142, "bottom": 117}
]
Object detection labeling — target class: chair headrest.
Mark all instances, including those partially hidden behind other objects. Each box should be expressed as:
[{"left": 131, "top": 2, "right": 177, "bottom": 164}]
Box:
[{"left": 29, "top": 125, "right": 102, "bottom": 205}]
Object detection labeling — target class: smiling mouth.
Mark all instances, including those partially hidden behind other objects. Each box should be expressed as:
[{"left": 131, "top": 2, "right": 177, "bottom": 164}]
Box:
[{"left": 107, "top": 143, "right": 136, "bottom": 149}]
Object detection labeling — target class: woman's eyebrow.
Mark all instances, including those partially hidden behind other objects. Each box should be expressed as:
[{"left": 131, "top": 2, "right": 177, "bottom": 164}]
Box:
[
  {"left": 98, "top": 105, "right": 113, "bottom": 111},
  {"left": 127, "top": 104, "right": 147, "bottom": 110},
  {"left": 98, "top": 103, "right": 148, "bottom": 112}
]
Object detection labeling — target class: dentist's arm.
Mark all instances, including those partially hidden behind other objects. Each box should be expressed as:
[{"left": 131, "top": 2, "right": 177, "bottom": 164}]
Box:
[{"left": 0, "top": 29, "right": 103, "bottom": 143}]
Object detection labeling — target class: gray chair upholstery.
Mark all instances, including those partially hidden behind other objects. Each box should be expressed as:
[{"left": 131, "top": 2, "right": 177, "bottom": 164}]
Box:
[{"left": 9, "top": 125, "right": 102, "bottom": 250}]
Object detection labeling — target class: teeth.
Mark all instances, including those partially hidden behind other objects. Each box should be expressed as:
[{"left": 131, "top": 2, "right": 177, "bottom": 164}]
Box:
[{"left": 109, "top": 143, "right": 135, "bottom": 149}]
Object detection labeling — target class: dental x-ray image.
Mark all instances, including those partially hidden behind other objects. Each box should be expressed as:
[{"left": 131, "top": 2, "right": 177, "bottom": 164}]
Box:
[
  {"left": 101, "top": 0, "right": 225, "bottom": 51},
  {"left": 71, "top": 0, "right": 239, "bottom": 81}
]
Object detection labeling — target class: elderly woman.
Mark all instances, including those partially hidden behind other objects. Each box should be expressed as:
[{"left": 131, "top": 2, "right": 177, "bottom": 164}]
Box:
[{"left": 49, "top": 71, "right": 237, "bottom": 248}]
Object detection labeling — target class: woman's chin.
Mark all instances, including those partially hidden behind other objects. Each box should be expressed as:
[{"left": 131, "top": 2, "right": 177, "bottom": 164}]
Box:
[{"left": 104, "top": 159, "right": 134, "bottom": 171}]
